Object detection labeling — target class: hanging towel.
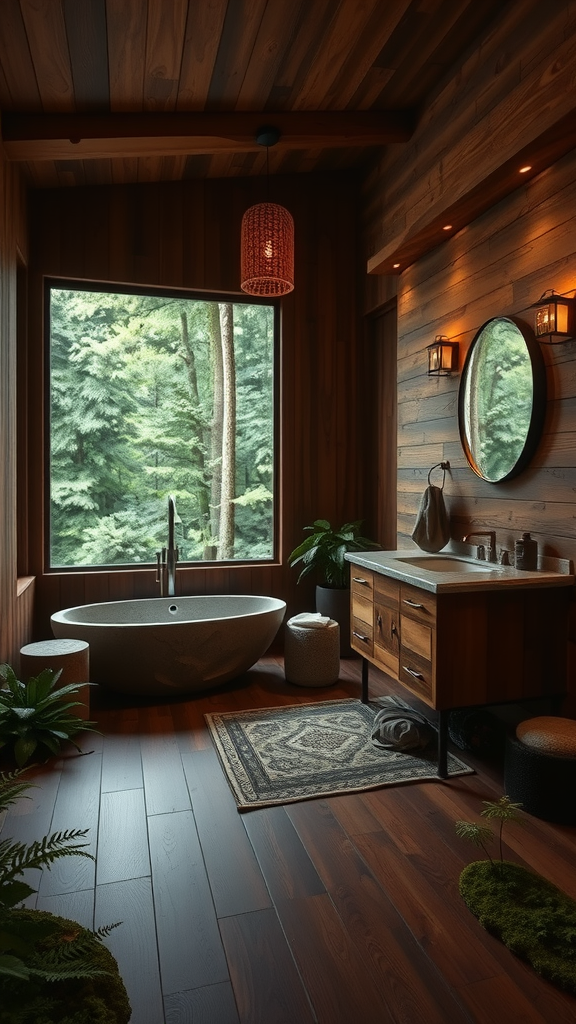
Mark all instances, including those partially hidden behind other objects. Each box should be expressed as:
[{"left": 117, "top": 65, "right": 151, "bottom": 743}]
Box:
[{"left": 411, "top": 462, "right": 450, "bottom": 553}]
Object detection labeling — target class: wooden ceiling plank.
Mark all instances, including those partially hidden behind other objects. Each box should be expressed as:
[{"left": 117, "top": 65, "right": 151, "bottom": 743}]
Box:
[
  {"left": 144, "top": 0, "right": 189, "bottom": 111},
  {"left": 176, "top": 0, "right": 228, "bottom": 111},
  {"left": 264, "top": 0, "right": 339, "bottom": 111},
  {"left": 106, "top": 0, "right": 147, "bottom": 112},
  {"left": 0, "top": 0, "right": 42, "bottom": 110},
  {"left": 1, "top": 110, "right": 414, "bottom": 161},
  {"left": 62, "top": 0, "right": 110, "bottom": 112},
  {"left": 18, "top": 0, "right": 75, "bottom": 112},
  {"left": 205, "top": 0, "right": 269, "bottom": 111},
  {"left": 318, "top": 0, "right": 413, "bottom": 111},
  {"left": 235, "top": 0, "right": 305, "bottom": 111},
  {"left": 292, "top": 0, "right": 400, "bottom": 110}
]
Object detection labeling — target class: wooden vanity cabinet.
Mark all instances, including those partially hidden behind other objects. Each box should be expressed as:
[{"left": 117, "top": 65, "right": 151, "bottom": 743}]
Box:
[{"left": 350, "top": 567, "right": 570, "bottom": 712}]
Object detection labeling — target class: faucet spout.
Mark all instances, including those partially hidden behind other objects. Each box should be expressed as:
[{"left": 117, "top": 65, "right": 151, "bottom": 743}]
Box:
[
  {"left": 463, "top": 530, "right": 497, "bottom": 562},
  {"left": 156, "top": 496, "right": 179, "bottom": 596}
]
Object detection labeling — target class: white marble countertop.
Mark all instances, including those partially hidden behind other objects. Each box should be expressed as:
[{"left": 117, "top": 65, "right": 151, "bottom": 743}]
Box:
[{"left": 345, "top": 546, "right": 575, "bottom": 594}]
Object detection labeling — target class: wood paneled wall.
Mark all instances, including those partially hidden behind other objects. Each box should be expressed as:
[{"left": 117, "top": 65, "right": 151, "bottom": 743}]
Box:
[
  {"left": 361, "top": 5, "right": 576, "bottom": 703},
  {"left": 0, "top": 145, "right": 30, "bottom": 666},
  {"left": 27, "top": 174, "right": 369, "bottom": 638}
]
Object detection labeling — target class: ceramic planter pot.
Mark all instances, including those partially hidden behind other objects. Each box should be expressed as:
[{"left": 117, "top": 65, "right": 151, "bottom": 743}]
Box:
[{"left": 315, "top": 585, "right": 352, "bottom": 657}]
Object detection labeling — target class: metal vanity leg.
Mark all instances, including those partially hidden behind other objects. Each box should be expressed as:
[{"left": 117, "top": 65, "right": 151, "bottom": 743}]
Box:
[
  {"left": 361, "top": 658, "right": 369, "bottom": 704},
  {"left": 437, "top": 710, "right": 448, "bottom": 779}
]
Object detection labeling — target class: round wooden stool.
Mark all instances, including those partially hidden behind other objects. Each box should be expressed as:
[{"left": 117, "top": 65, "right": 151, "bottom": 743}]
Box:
[
  {"left": 20, "top": 639, "right": 91, "bottom": 720},
  {"left": 504, "top": 716, "right": 576, "bottom": 824}
]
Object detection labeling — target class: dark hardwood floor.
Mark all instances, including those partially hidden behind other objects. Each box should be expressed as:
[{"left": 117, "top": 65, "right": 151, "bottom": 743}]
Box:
[{"left": 3, "top": 656, "right": 576, "bottom": 1024}]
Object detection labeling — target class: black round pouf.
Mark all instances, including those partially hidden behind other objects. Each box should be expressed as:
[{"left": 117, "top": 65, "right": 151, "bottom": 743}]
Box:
[{"left": 504, "top": 734, "right": 576, "bottom": 824}]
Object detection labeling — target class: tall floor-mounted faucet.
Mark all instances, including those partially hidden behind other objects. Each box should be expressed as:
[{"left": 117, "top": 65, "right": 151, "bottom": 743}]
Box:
[{"left": 156, "top": 495, "right": 179, "bottom": 596}]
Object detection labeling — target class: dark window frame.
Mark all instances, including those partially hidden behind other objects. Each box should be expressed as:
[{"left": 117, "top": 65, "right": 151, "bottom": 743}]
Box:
[{"left": 44, "top": 276, "right": 280, "bottom": 574}]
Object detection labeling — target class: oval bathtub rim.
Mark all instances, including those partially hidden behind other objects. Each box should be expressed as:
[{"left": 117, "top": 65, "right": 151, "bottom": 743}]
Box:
[{"left": 50, "top": 594, "right": 287, "bottom": 629}]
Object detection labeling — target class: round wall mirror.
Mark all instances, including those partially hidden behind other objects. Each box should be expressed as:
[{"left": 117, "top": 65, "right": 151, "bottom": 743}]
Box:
[{"left": 458, "top": 316, "right": 546, "bottom": 483}]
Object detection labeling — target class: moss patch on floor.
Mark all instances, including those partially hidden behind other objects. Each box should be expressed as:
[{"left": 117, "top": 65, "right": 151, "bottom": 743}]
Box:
[{"left": 460, "top": 860, "right": 576, "bottom": 993}]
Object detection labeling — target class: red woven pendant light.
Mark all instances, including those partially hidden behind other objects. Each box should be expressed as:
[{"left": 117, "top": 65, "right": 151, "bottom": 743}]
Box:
[
  {"left": 240, "top": 128, "right": 294, "bottom": 297},
  {"left": 241, "top": 201, "right": 294, "bottom": 296}
]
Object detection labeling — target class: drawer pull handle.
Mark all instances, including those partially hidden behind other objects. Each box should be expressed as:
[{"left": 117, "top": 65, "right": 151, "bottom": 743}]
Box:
[
  {"left": 403, "top": 599, "right": 424, "bottom": 609},
  {"left": 403, "top": 666, "right": 425, "bottom": 680},
  {"left": 353, "top": 577, "right": 370, "bottom": 586},
  {"left": 353, "top": 630, "right": 369, "bottom": 643},
  {"left": 391, "top": 622, "right": 398, "bottom": 637}
]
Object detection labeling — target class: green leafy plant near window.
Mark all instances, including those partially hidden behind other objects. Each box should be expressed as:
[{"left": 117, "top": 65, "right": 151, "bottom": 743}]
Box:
[
  {"left": 456, "top": 795, "right": 576, "bottom": 993},
  {"left": 0, "top": 769, "right": 131, "bottom": 1023},
  {"left": 0, "top": 664, "right": 98, "bottom": 768},
  {"left": 287, "top": 520, "right": 380, "bottom": 589}
]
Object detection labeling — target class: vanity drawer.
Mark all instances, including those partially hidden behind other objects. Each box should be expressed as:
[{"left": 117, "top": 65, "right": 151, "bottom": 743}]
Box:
[
  {"left": 400, "top": 583, "right": 436, "bottom": 625},
  {"left": 351, "top": 615, "right": 373, "bottom": 658},
  {"left": 399, "top": 648, "right": 433, "bottom": 703},
  {"left": 401, "top": 616, "right": 433, "bottom": 662},
  {"left": 351, "top": 570, "right": 374, "bottom": 599},
  {"left": 352, "top": 593, "right": 372, "bottom": 628},
  {"left": 374, "top": 573, "right": 400, "bottom": 609}
]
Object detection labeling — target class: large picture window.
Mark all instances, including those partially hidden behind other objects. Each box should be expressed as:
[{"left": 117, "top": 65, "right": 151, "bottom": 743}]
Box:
[{"left": 47, "top": 282, "right": 277, "bottom": 569}]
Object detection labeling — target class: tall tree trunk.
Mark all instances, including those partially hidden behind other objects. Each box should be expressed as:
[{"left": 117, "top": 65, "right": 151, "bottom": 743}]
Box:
[
  {"left": 218, "top": 302, "right": 236, "bottom": 560},
  {"left": 208, "top": 303, "right": 224, "bottom": 553},
  {"left": 179, "top": 309, "right": 210, "bottom": 528}
]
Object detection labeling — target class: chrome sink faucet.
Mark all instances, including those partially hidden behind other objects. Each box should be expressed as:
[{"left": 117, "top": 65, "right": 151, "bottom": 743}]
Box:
[
  {"left": 156, "top": 495, "right": 179, "bottom": 596},
  {"left": 463, "top": 530, "right": 497, "bottom": 562}
]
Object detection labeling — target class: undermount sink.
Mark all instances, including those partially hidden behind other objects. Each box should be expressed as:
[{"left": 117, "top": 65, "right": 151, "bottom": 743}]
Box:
[{"left": 396, "top": 555, "right": 501, "bottom": 574}]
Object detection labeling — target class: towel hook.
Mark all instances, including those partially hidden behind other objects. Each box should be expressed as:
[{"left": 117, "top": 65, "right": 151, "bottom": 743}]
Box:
[{"left": 428, "top": 460, "right": 450, "bottom": 488}]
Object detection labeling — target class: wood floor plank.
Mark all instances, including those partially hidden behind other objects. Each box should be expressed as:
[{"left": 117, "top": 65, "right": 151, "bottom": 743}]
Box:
[
  {"left": 455, "top": 974, "right": 572, "bottom": 1024},
  {"left": 180, "top": 745, "right": 271, "bottom": 917},
  {"left": 276, "top": 892, "right": 398, "bottom": 1024},
  {"left": 242, "top": 805, "right": 326, "bottom": 902},
  {"left": 147, "top": 808, "right": 230, "bottom": 994},
  {"left": 96, "top": 788, "right": 150, "bottom": 884},
  {"left": 95, "top": 877, "right": 164, "bottom": 1024},
  {"left": 38, "top": 751, "right": 102, "bottom": 896},
  {"left": 164, "top": 982, "right": 240, "bottom": 1024},
  {"left": 287, "top": 799, "right": 471, "bottom": 1024},
  {"left": 101, "top": 730, "right": 143, "bottom": 792},
  {"left": 140, "top": 716, "right": 191, "bottom": 815},
  {"left": 219, "top": 906, "right": 316, "bottom": 1024}
]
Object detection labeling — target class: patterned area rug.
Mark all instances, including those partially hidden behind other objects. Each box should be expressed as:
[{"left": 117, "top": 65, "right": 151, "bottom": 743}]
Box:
[{"left": 205, "top": 698, "right": 473, "bottom": 811}]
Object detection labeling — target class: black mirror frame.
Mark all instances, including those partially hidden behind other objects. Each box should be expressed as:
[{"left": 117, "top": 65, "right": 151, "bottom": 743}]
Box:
[{"left": 458, "top": 315, "right": 547, "bottom": 483}]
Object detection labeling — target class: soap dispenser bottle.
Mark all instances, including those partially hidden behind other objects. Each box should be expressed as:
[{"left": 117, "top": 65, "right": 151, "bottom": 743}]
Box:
[{"left": 515, "top": 532, "right": 537, "bottom": 571}]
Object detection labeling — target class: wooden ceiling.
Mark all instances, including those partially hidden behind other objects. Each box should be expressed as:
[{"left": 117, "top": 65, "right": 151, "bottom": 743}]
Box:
[{"left": 0, "top": 0, "right": 506, "bottom": 187}]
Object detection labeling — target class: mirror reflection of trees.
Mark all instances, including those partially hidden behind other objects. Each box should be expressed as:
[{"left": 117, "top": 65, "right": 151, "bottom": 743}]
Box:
[
  {"left": 49, "top": 287, "right": 275, "bottom": 568},
  {"left": 463, "top": 319, "right": 533, "bottom": 482}
]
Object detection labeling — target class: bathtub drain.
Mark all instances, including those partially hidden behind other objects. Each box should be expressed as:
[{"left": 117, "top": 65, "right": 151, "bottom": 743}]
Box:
[{"left": 168, "top": 604, "right": 178, "bottom": 614}]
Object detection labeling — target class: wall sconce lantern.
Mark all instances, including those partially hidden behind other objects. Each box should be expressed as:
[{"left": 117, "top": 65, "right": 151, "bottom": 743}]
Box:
[
  {"left": 530, "top": 290, "right": 576, "bottom": 343},
  {"left": 240, "top": 127, "right": 295, "bottom": 297},
  {"left": 427, "top": 335, "right": 459, "bottom": 375}
]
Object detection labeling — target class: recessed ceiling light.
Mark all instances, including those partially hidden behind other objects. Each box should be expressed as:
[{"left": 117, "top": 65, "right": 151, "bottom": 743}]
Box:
[
  {"left": 519, "top": 165, "right": 532, "bottom": 174},
  {"left": 443, "top": 224, "right": 453, "bottom": 231}
]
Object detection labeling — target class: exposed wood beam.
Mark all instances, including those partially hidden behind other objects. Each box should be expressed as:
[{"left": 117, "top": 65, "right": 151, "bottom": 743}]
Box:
[
  {"left": 368, "top": 108, "right": 576, "bottom": 275},
  {"left": 1, "top": 110, "right": 415, "bottom": 161}
]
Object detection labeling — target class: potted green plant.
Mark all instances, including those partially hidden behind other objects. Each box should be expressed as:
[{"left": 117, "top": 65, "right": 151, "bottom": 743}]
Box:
[
  {"left": 0, "top": 664, "right": 98, "bottom": 768},
  {"left": 0, "top": 769, "right": 131, "bottom": 1023},
  {"left": 287, "top": 519, "right": 380, "bottom": 655}
]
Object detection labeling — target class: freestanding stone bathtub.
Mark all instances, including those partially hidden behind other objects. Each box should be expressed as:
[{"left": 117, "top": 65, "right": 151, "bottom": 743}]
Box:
[{"left": 51, "top": 594, "right": 286, "bottom": 697}]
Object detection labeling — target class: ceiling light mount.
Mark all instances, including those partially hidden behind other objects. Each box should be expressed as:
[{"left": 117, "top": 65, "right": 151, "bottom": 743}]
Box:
[{"left": 241, "top": 126, "right": 295, "bottom": 297}]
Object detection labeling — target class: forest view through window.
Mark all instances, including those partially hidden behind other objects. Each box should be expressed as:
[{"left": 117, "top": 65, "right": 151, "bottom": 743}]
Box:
[{"left": 48, "top": 283, "right": 276, "bottom": 569}]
